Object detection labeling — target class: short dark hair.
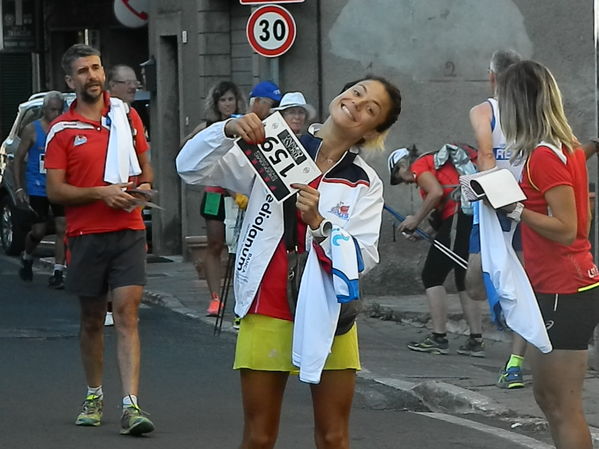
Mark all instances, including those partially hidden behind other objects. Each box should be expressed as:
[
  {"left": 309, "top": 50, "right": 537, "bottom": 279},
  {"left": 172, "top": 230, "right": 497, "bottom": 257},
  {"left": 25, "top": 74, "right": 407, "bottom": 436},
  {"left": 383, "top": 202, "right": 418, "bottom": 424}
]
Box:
[
  {"left": 339, "top": 74, "right": 402, "bottom": 133},
  {"left": 61, "top": 44, "right": 101, "bottom": 75},
  {"left": 106, "top": 64, "right": 135, "bottom": 84}
]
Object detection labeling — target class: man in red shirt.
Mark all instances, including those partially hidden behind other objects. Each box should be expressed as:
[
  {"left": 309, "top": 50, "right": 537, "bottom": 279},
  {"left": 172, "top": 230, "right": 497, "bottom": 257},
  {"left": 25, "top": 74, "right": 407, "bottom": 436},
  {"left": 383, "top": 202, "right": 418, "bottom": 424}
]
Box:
[{"left": 45, "top": 44, "right": 154, "bottom": 436}]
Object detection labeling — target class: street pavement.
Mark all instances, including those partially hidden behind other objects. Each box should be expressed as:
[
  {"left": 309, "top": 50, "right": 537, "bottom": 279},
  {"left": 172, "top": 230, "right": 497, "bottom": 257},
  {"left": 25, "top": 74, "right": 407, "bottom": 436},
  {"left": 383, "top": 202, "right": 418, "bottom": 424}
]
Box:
[
  {"left": 138, "top": 254, "right": 599, "bottom": 445},
  {"left": 1, "top": 254, "right": 555, "bottom": 449}
]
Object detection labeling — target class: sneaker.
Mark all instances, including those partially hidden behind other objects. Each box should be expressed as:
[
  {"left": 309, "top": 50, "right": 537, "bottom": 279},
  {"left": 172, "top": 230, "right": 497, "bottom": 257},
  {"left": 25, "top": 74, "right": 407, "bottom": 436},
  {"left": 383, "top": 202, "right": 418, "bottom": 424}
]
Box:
[
  {"left": 75, "top": 394, "right": 103, "bottom": 426},
  {"left": 497, "top": 366, "right": 525, "bottom": 389},
  {"left": 407, "top": 335, "right": 449, "bottom": 355},
  {"left": 456, "top": 337, "right": 486, "bottom": 358},
  {"left": 206, "top": 298, "right": 223, "bottom": 317},
  {"left": 104, "top": 312, "right": 114, "bottom": 327},
  {"left": 48, "top": 270, "right": 65, "bottom": 289},
  {"left": 233, "top": 316, "right": 241, "bottom": 330},
  {"left": 120, "top": 405, "right": 155, "bottom": 436},
  {"left": 19, "top": 258, "right": 33, "bottom": 281}
]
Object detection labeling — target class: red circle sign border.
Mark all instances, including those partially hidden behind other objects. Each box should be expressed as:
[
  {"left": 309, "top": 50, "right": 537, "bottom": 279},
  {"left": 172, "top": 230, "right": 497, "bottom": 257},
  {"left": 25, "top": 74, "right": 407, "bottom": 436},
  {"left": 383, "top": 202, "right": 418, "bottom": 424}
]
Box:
[{"left": 246, "top": 5, "right": 297, "bottom": 58}]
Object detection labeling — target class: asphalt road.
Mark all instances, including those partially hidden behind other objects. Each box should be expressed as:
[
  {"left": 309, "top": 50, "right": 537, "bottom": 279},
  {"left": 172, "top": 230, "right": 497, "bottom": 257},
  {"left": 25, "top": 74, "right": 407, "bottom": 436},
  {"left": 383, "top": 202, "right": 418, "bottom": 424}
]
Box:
[{"left": 0, "top": 255, "right": 551, "bottom": 449}]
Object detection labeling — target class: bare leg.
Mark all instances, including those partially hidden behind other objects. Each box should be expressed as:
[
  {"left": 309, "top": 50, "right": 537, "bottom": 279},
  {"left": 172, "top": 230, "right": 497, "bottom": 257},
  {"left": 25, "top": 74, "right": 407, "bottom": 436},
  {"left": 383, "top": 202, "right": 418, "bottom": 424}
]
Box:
[
  {"left": 311, "top": 370, "right": 356, "bottom": 449},
  {"left": 24, "top": 222, "right": 46, "bottom": 255},
  {"left": 239, "top": 369, "right": 289, "bottom": 449},
  {"left": 111, "top": 285, "right": 144, "bottom": 396},
  {"left": 425, "top": 285, "right": 448, "bottom": 333},
  {"left": 459, "top": 290, "right": 482, "bottom": 334},
  {"left": 53, "top": 217, "right": 66, "bottom": 265},
  {"left": 530, "top": 347, "right": 592, "bottom": 449},
  {"left": 465, "top": 253, "right": 486, "bottom": 301},
  {"left": 79, "top": 296, "right": 107, "bottom": 387},
  {"left": 204, "top": 219, "right": 225, "bottom": 296},
  {"left": 511, "top": 333, "right": 528, "bottom": 357}
]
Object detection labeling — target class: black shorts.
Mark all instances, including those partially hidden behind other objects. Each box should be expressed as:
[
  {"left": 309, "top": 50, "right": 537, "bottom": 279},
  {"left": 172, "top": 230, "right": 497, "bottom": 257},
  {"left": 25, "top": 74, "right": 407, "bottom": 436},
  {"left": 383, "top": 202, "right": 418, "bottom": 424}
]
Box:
[
  {"left": 536, "top": 288, "right": 599, "bottom": 350},
  {"left": 200, "top": 191, "right": 226, "bottom": 222},
  {"left": 29, "top": 195, "right": 64, "bottom": 224},
  {"left": 66, "top": 230, "right": 146, "bottom": 297},
  {"left": 421, "top": 211, "right": 472, "bottom": 290}
]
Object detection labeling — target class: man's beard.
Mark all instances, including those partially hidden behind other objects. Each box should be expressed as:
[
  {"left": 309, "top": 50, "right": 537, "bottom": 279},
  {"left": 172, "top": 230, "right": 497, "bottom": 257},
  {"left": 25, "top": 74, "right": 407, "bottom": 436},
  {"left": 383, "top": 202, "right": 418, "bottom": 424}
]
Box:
[{"left": 79, "top": 85, "right": 103, "bottom": 104}]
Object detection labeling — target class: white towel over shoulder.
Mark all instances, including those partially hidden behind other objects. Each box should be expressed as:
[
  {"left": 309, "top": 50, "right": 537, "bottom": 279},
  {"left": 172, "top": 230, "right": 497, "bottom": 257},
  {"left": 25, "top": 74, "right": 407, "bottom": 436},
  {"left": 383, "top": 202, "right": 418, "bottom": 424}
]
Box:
[{"left": 104, "top": 97, "right": 141, "bottom": 184}]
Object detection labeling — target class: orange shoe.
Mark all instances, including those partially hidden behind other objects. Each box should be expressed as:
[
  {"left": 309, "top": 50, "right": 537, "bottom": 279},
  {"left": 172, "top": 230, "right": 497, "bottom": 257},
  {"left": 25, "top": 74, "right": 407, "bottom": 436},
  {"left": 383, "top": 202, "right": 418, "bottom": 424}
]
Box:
[{"left": 206, "top": 297, "right": 223, "bottom": 317}]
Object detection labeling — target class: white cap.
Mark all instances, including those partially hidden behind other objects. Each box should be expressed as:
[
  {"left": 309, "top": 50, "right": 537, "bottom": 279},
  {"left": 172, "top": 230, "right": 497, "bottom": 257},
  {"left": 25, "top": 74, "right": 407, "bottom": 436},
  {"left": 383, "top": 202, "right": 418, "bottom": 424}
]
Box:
[
  {"left": 387, "top": 148, "right": 410, "bottom": 174},
  {"left": 271, "top": 92, "right": 316, "bottom": 120}
]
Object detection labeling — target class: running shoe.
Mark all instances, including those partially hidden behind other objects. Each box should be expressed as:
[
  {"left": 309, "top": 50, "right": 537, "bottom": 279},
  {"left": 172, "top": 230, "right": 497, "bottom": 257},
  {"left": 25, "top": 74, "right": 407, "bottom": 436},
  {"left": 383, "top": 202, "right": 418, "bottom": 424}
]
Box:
[
  {"left": 206, "top": 298, "right": 223, "bottom": 317},
  {"left": 233, "top": 316, "right": 241, "bottom": 330},
  {"left": 75, "top": 394, "right": 103, "bottom": 426},
  {"left": 19, "top": 257, "right": 33, "bottom": 281},
  {"left": 120, "top": 404, "right": 155, "bottom": 435},
  {"left": 497, "top": 366, "right": 525, "bottom": 389},
  {"left": 48, "top": 270, "right": 65, "bottom": 289},
  {"left": 456, "top": 337, "right": 486, "bottom": 358},
  {"left": 407, "top": 335, "right": 449, "bottom": 355}
]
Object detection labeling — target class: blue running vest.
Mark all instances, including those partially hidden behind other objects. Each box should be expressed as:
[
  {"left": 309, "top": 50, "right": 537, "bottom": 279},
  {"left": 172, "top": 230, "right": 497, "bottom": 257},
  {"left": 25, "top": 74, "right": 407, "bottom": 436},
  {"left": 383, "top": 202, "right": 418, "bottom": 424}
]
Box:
[{"left": 25, "top": 119, "right": 48, "bottom": 197}]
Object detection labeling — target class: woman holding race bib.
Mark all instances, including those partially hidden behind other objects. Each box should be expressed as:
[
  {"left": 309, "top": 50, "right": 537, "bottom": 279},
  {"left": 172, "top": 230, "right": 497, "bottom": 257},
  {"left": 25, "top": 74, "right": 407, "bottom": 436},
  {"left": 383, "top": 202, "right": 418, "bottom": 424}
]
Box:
[
  {"left": 498, "top": 60, "right": 599, "bottom": 449},
  {"left": 177, "top": 75, "right": 401, "bottom": 449}
]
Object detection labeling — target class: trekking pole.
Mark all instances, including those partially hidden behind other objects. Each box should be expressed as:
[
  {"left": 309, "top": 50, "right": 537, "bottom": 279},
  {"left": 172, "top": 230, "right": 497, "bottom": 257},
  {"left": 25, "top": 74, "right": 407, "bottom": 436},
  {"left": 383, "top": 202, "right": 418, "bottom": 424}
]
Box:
[
  {"left": 214, "top": 208, "right": 245, "bottom": 336},
  {"left": 214, "top": 253, "right": 235, "bottom": 336},
  {"left": 383, "top": 204, "right": 468, "bottom": 270}
]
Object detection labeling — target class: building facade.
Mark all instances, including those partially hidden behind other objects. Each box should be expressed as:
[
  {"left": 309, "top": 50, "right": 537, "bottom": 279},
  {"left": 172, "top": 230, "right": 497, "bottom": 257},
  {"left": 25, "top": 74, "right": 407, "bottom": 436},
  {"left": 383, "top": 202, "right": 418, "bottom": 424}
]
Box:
[{"left": 149, "top": 0, "right": 597, "bottom": 294}]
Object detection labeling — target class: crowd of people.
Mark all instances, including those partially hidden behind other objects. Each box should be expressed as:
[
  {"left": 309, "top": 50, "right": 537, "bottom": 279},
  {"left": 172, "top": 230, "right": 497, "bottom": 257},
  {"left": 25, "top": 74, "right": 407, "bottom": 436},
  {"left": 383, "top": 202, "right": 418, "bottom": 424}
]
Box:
[{"left": 14, "top": 42, "right": 599, "bottom": 449}]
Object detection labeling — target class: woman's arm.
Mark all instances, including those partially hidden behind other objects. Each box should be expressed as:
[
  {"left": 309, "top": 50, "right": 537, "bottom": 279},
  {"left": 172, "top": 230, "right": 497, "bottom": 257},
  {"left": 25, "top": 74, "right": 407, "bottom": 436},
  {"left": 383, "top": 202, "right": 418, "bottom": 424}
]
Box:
[
  {"left": 176, "top": 117, "right": 261, "bottom": 195},
  {"left": 398, "top": 171, "right": 443, "bottom": 232},
  {"left": 520, "top": 185, "right": 577, "bottom": 246}
]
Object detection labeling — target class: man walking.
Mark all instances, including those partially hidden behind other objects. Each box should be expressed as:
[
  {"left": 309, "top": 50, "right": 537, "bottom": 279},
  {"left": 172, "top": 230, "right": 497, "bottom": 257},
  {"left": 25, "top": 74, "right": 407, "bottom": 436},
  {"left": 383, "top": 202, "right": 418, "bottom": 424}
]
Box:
[
  {"left": 467, "top": 49, "right": 527, "bottom": 389},
  {"left": 13, "top": 91, "right": 66, "bottom": 287},
  {"left": 45, "top": 44, "right": 155, "bottom": 435}
]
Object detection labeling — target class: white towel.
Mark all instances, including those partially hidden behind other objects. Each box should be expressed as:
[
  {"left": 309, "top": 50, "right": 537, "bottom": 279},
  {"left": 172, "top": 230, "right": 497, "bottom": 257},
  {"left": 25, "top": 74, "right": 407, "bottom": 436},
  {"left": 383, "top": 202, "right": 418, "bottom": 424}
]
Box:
[
  {"left": 479, "top": 203, "right": 552, "bottom": 353},
  {"left": 292, "top": 249, "right": 340, "bottom": 384},
  {"left": 331, "top": 226, "right": 362, "bottom": 303},
  {"left": 104, "top": 97, "right": 141, "bottom": 184}
]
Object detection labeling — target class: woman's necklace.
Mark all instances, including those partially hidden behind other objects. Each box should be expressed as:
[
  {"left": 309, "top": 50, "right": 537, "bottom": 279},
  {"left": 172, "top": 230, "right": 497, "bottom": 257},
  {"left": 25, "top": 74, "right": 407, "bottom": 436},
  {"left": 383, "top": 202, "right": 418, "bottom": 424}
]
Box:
[{"left": 317, "top": 151, "right": 338, "bottom": 165}]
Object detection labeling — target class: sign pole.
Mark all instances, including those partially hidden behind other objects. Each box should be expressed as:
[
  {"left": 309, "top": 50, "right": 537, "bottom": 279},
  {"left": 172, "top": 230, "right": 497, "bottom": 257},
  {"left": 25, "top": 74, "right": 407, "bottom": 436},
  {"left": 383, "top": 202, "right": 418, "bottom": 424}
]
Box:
[{"left": 271, "top": 58, "right": 279, "bottom": 85}]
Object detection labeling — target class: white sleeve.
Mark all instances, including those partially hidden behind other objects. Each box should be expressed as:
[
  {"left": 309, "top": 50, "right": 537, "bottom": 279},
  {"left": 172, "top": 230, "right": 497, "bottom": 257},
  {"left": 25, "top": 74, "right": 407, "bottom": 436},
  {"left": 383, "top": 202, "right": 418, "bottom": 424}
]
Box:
[
  {"left": 176, "top": 120, "right": 256, "bottom": 195},
  {"left": 318, "top": 173, "right": 384, "bottom": 275},
  {"left": 344, "top": 174, "right": 384, "bottom": 274}
]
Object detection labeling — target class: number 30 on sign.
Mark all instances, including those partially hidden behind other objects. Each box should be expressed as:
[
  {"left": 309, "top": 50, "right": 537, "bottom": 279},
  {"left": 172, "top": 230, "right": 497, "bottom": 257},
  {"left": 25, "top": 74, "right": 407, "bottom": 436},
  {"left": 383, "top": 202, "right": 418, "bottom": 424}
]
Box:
[{"left": 246, "top": 5, "right": 297, "bottom": 58}]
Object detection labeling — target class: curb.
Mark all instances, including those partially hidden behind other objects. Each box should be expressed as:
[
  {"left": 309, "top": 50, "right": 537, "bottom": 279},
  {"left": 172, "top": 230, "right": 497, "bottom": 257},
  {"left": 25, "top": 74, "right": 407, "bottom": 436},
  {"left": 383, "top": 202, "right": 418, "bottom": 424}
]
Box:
[{"left": 363, "top": 300, "right": 512, "bottom": 343}]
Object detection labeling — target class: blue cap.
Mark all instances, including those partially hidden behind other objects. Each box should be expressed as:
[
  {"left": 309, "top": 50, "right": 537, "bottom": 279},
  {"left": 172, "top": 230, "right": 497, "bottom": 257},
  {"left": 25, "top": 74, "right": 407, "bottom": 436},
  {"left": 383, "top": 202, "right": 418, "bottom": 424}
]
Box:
[{"left": 249, "top": 81, "right": 282, "bottom": 104}]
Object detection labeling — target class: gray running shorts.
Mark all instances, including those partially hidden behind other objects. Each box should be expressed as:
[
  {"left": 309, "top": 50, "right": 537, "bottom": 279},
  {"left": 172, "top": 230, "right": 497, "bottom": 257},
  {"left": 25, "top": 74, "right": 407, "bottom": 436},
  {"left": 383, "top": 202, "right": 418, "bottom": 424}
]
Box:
[{"left": 66, "top": 229, "right": 146, "bottom": 298}]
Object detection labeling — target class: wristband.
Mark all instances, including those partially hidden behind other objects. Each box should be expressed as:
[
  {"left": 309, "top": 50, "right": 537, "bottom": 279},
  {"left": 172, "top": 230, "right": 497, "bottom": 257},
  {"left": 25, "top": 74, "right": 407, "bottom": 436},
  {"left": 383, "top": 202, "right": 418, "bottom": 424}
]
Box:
[
  {"left": 15, "top": 188, "right": 24, "bottom": 193},
  {"left": 506, "top": 202, "right": 524, "bottom": 222},
  {"left": 309, "top": 219, "right": 333, "bottom": 239}
]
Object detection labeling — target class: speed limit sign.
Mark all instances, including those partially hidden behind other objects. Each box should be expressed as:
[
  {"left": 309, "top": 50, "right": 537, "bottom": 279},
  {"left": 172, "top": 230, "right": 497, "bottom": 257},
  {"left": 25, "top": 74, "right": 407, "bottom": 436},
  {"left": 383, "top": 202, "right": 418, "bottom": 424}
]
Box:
[{"left": 246, "top": 5, "right": 297, "bottom": 58}]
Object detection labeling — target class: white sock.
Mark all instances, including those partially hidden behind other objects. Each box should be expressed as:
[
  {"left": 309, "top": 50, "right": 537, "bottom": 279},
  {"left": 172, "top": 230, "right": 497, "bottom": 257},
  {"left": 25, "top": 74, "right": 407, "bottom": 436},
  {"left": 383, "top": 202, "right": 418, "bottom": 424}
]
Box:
[
  {"left": 22, "top": 252, "right": 33, "bottom": 261},
  {"left": 87, "top": 385, "right": 103, "bottom": 399},
  {"left": 123, "top": 394, "right": 138, "bottom": 408},
  {"left": 54, "top": 264, "right": 65, "bottom": 272}
]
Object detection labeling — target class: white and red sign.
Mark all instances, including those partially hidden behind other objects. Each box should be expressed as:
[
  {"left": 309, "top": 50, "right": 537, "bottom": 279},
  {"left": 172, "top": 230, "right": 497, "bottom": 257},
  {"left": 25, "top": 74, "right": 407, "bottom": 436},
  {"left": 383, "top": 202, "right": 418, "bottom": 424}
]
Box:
[
  {"left": 240, "top": 0, "right": 304, "bottom": 4},
  {"left": 114, "top": 0, "right": 149, "bottom": 28},
  {"left": 246, "top": 5, "right": 296, "bottom": 58}
]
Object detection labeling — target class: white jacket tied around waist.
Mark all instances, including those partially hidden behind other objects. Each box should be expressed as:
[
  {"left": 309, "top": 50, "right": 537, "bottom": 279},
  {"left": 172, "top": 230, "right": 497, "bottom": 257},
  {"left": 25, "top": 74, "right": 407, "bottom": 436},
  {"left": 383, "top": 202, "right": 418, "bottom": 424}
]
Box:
[{"left": 176, "top": 120, "right": 384, "bottom": 321}]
